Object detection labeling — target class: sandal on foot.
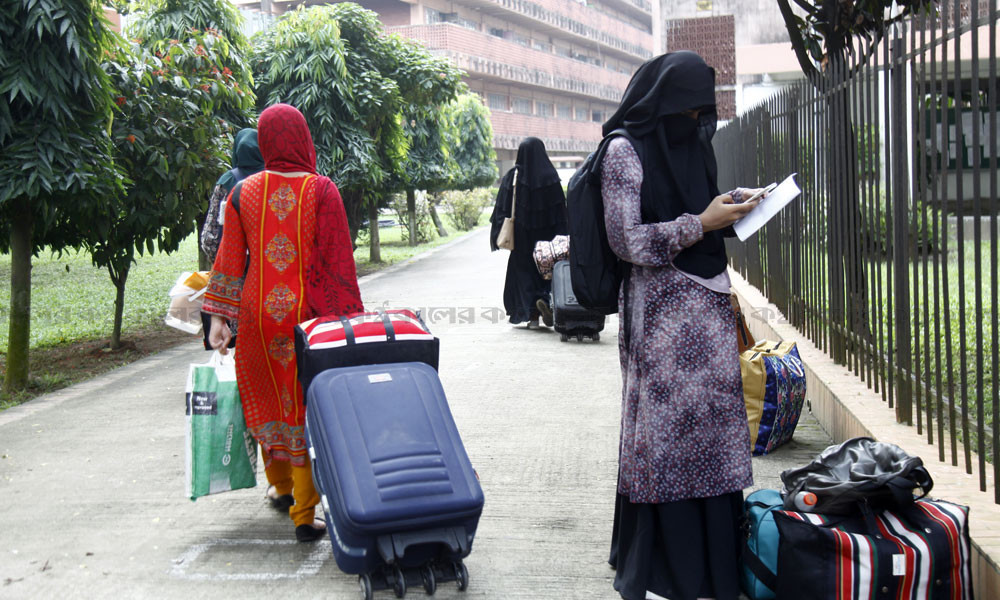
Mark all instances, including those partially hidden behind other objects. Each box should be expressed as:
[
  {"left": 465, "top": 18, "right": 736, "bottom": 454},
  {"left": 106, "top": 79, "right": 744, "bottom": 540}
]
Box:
[
  {"left": 266, "top": 485, "right": 294, "bottom": 512},
  {"left": 295, "top": 520, "right": 327, "bottom": 543},
  {"left": 535, "top": 299, "right": 554, "bottom": 327}
]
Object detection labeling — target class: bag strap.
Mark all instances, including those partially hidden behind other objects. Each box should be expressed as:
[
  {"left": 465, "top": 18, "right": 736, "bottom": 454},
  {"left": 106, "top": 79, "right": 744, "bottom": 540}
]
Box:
[
  {"left": 510, "top": 169, "right": 517, "bottom": 221},
  {"left": 230, "top": 180, "right": 244, "bottom": 215},
  {"left": 339, "top": 316, "right": 356, "bottom": 345},
  {"left": 741, "top": 540, "right": 778, "bottom": 592},
  {"left": 378, "top": 310, "right": 396, "bottom": 342}
]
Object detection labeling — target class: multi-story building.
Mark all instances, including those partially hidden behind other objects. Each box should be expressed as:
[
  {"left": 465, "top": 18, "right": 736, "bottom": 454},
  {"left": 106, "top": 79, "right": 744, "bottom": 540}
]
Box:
[{"left": 233, "top": 0, "right": 656, "bottom": 171}]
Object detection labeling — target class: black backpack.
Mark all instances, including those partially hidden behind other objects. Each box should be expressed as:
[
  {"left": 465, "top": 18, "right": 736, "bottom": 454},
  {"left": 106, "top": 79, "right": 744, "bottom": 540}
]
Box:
[{"left": 566, "top": 128, "right": 634, "bottom": 315}]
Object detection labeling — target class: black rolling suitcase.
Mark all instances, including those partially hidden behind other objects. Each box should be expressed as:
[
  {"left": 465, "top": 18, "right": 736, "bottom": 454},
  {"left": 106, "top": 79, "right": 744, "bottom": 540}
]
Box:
[{"left": 551, "top": 260, "right": 605, "bottom": 342}]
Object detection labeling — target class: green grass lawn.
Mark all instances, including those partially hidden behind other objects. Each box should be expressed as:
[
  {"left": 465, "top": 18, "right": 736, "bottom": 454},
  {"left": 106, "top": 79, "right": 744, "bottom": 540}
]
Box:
[{"left": 0, "top": 236, "right": 202, "bottom": 350}]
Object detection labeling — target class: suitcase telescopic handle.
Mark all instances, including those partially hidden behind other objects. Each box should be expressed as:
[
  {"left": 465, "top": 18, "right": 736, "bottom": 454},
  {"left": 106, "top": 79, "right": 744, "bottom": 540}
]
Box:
[{"left": 376, "top": 526, "right": 469, "bottom": 564}]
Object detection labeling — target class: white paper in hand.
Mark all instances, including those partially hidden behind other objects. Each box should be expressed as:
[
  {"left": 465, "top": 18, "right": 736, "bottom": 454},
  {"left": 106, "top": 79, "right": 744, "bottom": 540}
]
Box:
[{"left": 733, "top": 174, "right": 801, "bottom": 241}]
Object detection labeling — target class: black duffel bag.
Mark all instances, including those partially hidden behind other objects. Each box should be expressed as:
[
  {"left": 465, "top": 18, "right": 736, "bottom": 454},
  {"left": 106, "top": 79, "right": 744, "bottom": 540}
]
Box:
[{"left": 780, "top": 436, "right": 933, "bottom": 515}]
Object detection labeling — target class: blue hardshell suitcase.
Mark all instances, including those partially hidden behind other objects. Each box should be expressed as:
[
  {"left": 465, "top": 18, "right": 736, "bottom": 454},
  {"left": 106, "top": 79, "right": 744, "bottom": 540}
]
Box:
[{"left": 305, "top": 362, "right": 484, "bottom": 595}]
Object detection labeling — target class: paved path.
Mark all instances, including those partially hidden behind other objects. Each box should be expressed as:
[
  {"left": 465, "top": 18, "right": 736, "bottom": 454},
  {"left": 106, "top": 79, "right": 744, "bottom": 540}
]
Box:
[{"left": 0, "top": 228, "right": 832, "bottom": 599}]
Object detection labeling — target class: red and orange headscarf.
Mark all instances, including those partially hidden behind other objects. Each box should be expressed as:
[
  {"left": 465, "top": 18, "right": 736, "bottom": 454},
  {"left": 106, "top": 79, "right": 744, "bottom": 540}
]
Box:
[
  {"left": 257, "top": 103, "right": 363, "bottom": 318},
  {"left": 258, "top": 103, "right": 318, "bottom": 174}
]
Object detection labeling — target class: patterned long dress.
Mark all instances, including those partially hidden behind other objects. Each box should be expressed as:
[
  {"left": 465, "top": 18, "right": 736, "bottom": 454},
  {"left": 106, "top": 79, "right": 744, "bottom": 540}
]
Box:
[
  {"left": 602, "top": 136, "right": 753, "bottom": 503},
  {"left": 203, "top": 171, "right": 322, "bottom": 466}
]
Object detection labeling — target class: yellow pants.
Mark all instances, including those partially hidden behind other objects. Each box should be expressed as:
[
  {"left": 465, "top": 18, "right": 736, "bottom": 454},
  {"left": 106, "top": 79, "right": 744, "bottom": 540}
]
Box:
[{"left": 262, "top": 447, "right": 319, "bottom": 528}]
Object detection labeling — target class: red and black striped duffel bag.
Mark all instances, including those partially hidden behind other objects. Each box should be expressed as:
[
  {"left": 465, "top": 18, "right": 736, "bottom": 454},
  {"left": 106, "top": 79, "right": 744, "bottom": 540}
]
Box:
[
  {"left": 294, "top": 309, "right": 439, "bottom": 396},
  {"left": 773, "top": 498, "right": 973, "bottom": 599}
]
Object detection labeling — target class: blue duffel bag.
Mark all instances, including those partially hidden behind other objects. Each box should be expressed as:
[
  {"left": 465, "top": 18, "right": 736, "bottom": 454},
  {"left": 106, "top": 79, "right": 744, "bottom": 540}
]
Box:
[{"left": 741, "top": 489, "right": 782, "bottom": 600}]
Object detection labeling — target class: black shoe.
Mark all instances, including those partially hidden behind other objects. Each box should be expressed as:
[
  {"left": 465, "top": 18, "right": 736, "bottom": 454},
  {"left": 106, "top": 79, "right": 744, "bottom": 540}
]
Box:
[
  {"left": 295, "top": 523, "right": 327, "bottom": 543},
  {"left": 536, "top": 299, "right": 554, "bottom": 327},
  {"left": 266, "top": 485, "right": 295, "bottom": 512}
]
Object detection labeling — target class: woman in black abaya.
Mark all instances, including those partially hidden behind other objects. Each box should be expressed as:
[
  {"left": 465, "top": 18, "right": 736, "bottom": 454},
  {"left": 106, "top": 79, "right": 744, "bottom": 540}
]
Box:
[
  {"left": 601, "top": 51, "right": 763, "bottom": 600},
  {"left": 490, "top": 137, "right": 567, "bottom": 327}
]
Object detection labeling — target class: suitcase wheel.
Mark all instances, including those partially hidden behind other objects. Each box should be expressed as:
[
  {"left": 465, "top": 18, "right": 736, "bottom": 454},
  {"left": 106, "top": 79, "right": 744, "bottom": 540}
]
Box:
[
  {"left": 576, "top": 334, "right": 583, "bottom": 342},
  {"left": 592, "top": 333, "right": 600, "bottom": 342},
  {"left": 359, "top": 574, "right": 374, "bottom": 600},
  {"left": 392, "top": 565, "right": 407, "bottom": 598},
  {"left": 454, "top": 561, "right": 469, "bottom": 592},
  {"left": 421, "top": 564, "right": 436, "bottom": 595},
  {"left": 560, "top": 334, "right": 568, "bottom": 342}
]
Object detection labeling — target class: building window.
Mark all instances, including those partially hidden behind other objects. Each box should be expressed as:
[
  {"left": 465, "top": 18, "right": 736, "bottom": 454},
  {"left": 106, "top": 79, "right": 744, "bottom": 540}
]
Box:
[
  {"left": 575, "top": 107, "right": 589, "bottom": 121},
  {"left": 488, "top": 27, "right": 505, "bottom": 38},
  {"left": 591, "top": 110, "right": 604, "bottom": 123},
  {"left": 536, "top": 102, "right": 553, "bottom": 117},
  {"left": 508, "top": 31, "right": 529, "bottom": 46},
  {"left": 425, "top": 7, "right": 442, "bottom": 24},
  {"left": 557, "top": 104, "right": 571, "bottom": 120},
  {"left": 487, "top": 93, "right": 507, "bottom": 112},
  {"left": 512, "top": 97, "right": 533, "bottom": 115},
  {"left": 554, "top": 45, "right": 571, "bottom": 58},
  {"left": 532, "top": 39, "right": 551, "bottom": 53}
]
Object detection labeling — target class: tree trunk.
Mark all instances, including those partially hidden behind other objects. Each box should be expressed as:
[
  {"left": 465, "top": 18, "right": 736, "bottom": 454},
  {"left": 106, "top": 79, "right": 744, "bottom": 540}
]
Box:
[
  {"left": 341, "top": 189, "right": 364, "bottom": 249},
  {"left": 3, "top": 201, "right": 33, "bottom": 393},
  {"left": 407, "top": 189, "right": 418, "bottom": 246},
  {"left": 368, "top": 199, "right": 381, "bottom": 263},
  {"left": 195, "top": 211, "right": 211, "bottom": 271},
  {"left": 108, "top": 251, "right": 133, "bottom": 351},
  {"left": 428, "top": 193, "right": 448, "bottom": 238}
]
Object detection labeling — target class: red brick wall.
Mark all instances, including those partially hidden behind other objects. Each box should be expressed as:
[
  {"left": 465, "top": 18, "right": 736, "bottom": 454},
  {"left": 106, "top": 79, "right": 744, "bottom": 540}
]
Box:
[
  {"left": 489, "top": 111, "right": 602, "bottom": 152},
  {"left": 390, "top": 24, "right": 633, "bottom": 102},
  {"left": 486, "top": 0, "right": 652, "bottom": 59},
  {"left": 664, "top": 15, "right": 736, "bottom": 119}
]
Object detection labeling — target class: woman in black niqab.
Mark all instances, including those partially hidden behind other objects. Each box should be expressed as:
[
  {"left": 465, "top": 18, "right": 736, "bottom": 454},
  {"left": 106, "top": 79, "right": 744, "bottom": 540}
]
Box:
[
  {"left": 601, "top": 51, "right": 763, "bottom": 600},
  {"left": 602, "top": 50, "right": 729, "bottom": 278},
  {"left": 489, "top": 137, "right": 567, "bottom": 326}
]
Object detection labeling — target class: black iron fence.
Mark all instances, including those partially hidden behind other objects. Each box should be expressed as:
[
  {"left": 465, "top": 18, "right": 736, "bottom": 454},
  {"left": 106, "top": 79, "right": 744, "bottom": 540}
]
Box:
[{"left": 716, "top": 1, "right": 1000, "bottom": 502}]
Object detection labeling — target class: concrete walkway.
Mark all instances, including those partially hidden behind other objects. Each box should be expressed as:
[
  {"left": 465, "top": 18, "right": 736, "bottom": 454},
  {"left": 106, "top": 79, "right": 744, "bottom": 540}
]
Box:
[{"left": 0, "top": 228, "right": 832, "bottom": 599}]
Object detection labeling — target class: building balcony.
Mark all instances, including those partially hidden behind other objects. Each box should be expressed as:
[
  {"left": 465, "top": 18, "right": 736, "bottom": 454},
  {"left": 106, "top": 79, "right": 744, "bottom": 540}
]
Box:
[
  {"left": 459, "top": 0, "right": 653, "bottom": 63},
  {"left": 390, "top": 24, "right": 631, "bottom": 103},
  {"left": 488, "top": 111, "right": 601, "bottom": 153}
]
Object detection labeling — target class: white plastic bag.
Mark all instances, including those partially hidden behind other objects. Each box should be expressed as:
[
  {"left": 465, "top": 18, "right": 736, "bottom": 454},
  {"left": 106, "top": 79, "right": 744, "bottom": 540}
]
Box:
[{"left": 165, "top": 271, "right": 210, "bottom": 334}]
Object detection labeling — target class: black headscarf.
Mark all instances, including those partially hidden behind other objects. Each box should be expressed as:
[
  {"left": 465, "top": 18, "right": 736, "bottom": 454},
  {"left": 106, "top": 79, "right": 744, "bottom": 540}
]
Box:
[
  {"left": 490, "top": 137, "right": 567, "bottom": 250},
  {"left": 602, "top": 51, "right": 727, "bottom": 279},
  {"left": 515, "top": 137, "right": 561, "bottom": 189}
]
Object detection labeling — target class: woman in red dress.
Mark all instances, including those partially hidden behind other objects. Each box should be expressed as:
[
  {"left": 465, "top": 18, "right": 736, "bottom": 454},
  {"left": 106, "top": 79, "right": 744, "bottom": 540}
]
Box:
[{"left": 204, "top": 103, "right": 363, "bottom": 542}]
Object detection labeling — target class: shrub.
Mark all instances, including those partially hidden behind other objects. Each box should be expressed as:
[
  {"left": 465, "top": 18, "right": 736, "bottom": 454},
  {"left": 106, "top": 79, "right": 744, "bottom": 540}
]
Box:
[
  {"left": 391, "top": 193, "right": 436, "bottom": 243},
  {"left": 443, "top": 188, "right": 494, "bottom": 231}
]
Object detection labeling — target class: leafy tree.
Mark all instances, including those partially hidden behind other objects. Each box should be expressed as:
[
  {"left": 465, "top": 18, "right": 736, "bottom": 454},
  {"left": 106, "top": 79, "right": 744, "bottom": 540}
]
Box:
[
  {"left": 253, "top": 4, "right": 401, "bottom": 246},
  {"left": 443, "top": 93, "right": 498, "bottom": 190},
  {"left": 124, "top": 0, "right": 253, "bottom": 126},
  {"left": 252, "top": 3, "right": 467, "bottom": 250},
  {"left": 90, "top": 32, "right": 248, "bottom": 349},
  {"left": 392, "top": 34, "right": 465, "bottom": 245},
  {"left": 0, "top": 1, "right": 121, "bottom": 393},
  {"left": 420, "top": 93, "right": 498, "bottom": 239},
  {"left": 122, "top": 0, "right": 255, "bottom": 269},
  {"left": 775, "top": 0, "right": 935, "bottom": 360}
]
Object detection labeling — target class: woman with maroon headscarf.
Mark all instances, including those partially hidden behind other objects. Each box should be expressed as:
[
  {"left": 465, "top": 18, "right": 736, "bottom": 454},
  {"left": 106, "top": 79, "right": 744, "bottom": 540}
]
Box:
[{"left": 203, "top": 103, "right": 364, "bottom": 542}]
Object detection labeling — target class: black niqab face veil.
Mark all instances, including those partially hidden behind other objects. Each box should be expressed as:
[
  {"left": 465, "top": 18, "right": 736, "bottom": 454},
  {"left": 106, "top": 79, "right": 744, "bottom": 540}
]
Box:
[
  {"left": 514, "top": 137, "right": 561, "bottom": 189},
  {"left": 603, "top": 51, "right": 728, "bottom": 279}
]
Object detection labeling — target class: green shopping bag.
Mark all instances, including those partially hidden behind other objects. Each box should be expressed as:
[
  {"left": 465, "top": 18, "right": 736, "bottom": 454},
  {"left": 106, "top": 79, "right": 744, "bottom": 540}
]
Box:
[{"left": 185, "top": 351, "right": 257, "bottom": 500}]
